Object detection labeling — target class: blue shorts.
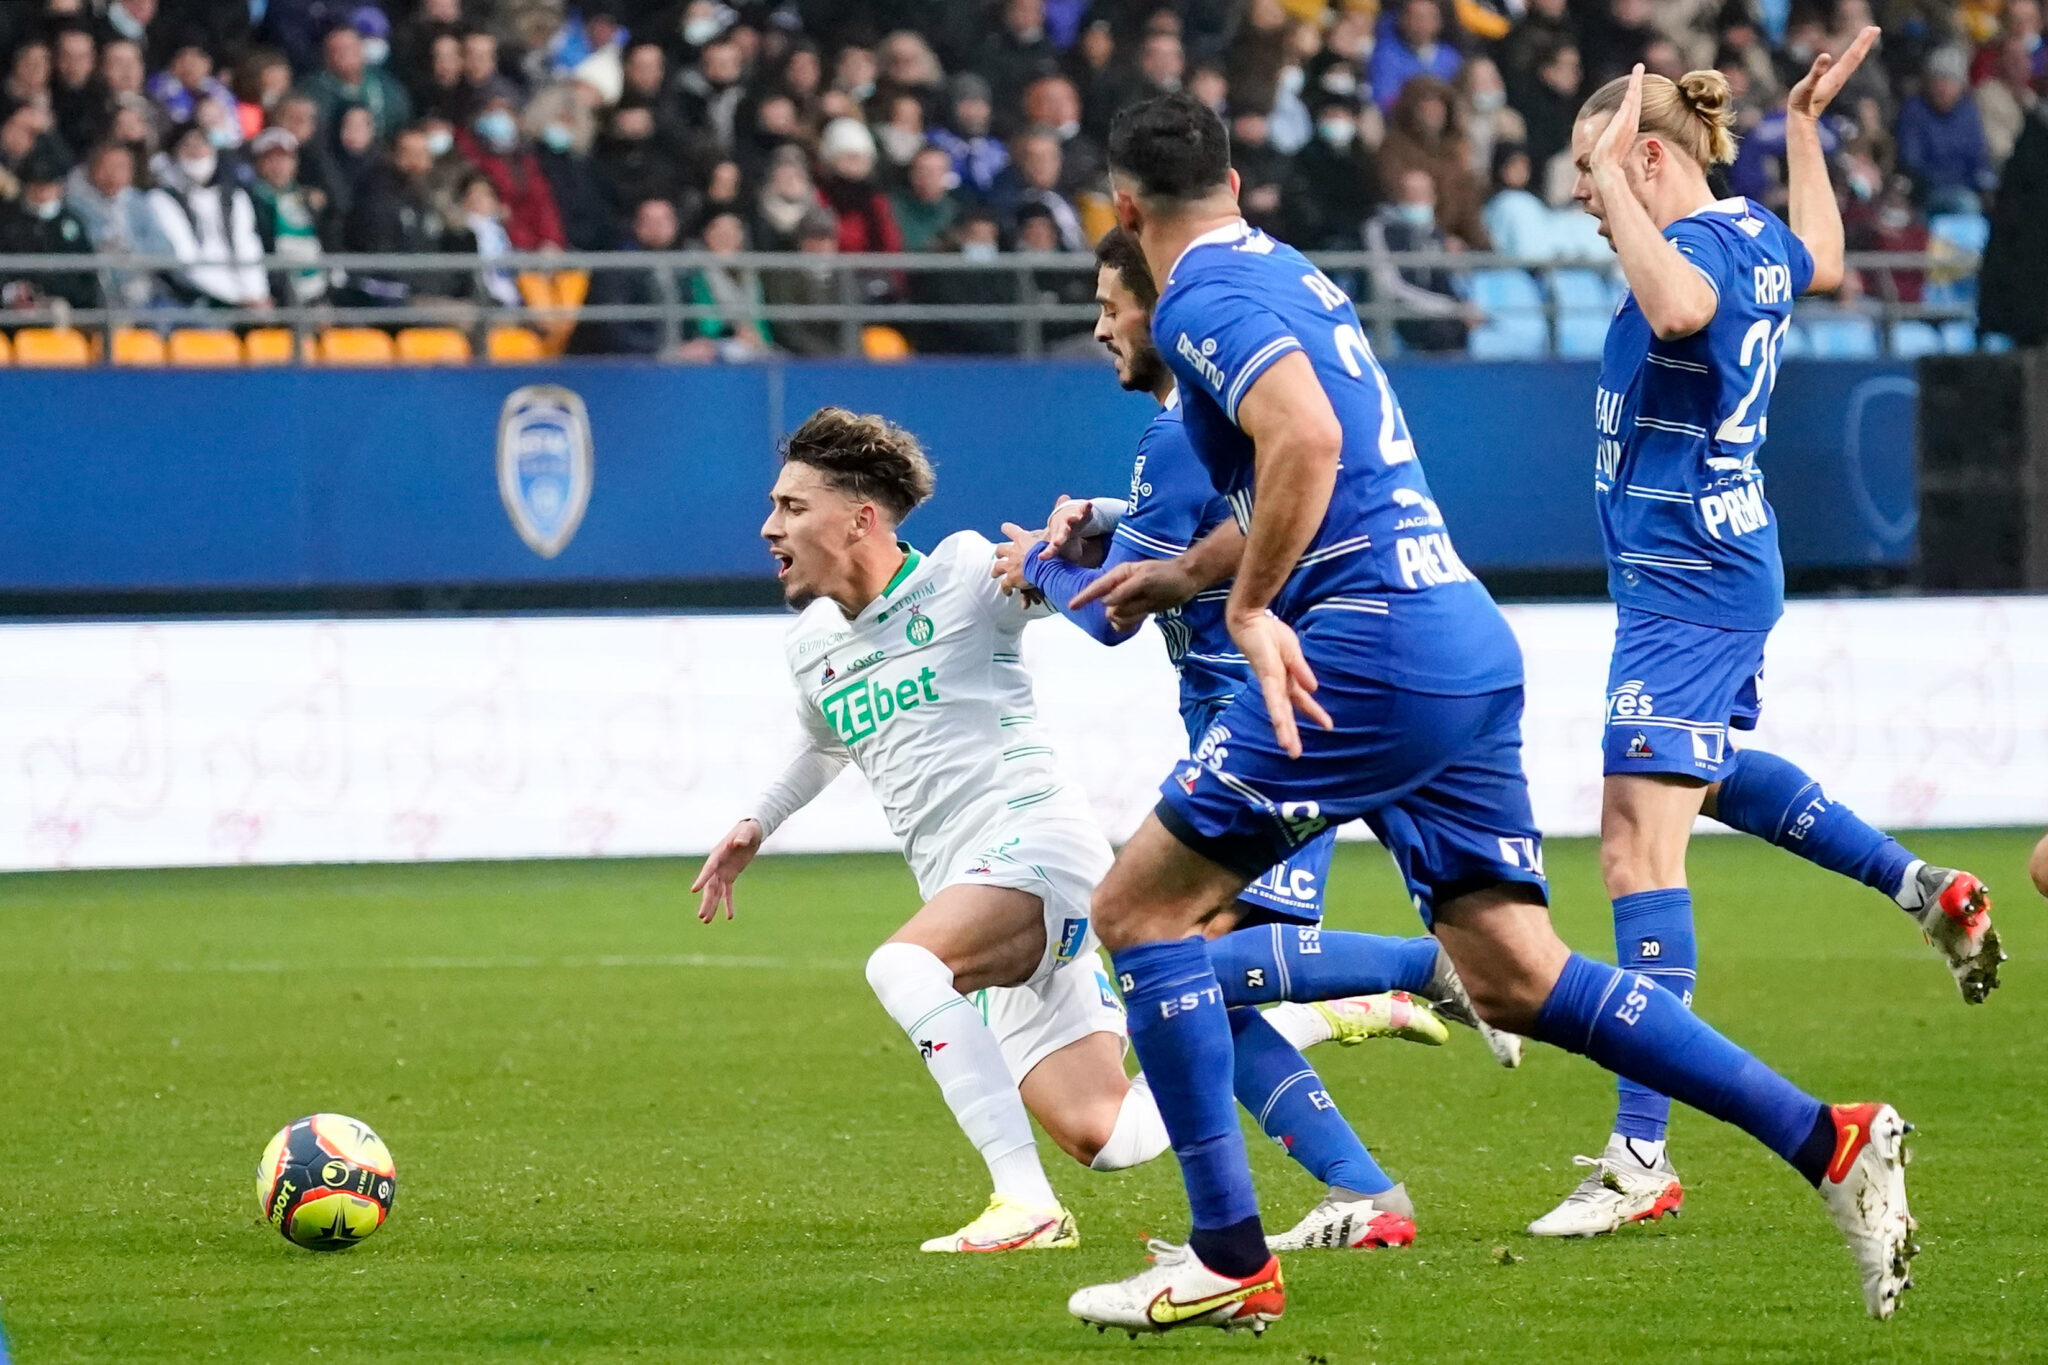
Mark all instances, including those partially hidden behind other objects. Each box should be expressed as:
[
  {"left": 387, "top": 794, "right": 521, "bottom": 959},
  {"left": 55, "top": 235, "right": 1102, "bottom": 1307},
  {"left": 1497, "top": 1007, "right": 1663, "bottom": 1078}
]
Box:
[
  {"left": 1182, "top": 693, "right": 1336, "bottom": 926},
  {"left": 1161, "top": 672, "right": 1548, "bottom": 928},
  {"left": 1603, "top": 608, "right": 1768, "bottom": 782}
]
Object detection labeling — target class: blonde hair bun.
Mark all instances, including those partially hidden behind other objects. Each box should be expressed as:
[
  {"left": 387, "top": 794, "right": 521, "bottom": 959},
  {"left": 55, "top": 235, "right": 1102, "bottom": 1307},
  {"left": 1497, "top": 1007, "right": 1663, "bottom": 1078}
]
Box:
[{"left": 1675, "top": 69, "right": 1738, "bottom": 164}]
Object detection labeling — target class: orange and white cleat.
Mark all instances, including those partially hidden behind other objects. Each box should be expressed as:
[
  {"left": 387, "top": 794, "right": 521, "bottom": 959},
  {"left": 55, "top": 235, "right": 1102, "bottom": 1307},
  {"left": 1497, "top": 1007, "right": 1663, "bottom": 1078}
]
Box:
[
  {"left": 1907, "top": 865, "right": 2003, "bottom": 1004},
  {"left": 1816, "top": 1102, "right": 1917, "bottom": 1319},
  {"left": 919, "top": 1195, "right": 1077, "bottom": 1252},
  {"left": 1527, "top": 1138, "right": 1683, "bottom": 1238},
  {"left": 1267, "top": 1184, "right": 1417, "bottom": 1250},
  {"left": 1068, "top": 1241, "right": 1284, "bottom": 1336}
]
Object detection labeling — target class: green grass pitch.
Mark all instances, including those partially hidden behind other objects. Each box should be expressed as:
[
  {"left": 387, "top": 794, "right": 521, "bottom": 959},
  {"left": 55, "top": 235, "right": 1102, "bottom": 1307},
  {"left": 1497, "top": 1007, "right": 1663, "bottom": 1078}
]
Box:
[{"left": 1, "top": 831, "right": 2042, "bottom": 1361}]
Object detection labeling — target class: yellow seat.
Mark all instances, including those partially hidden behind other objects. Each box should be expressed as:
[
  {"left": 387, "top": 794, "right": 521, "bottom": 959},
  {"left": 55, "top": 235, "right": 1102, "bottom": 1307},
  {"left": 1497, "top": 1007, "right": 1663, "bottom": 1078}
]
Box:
[
  {"left": 552, "top": 269, "right": 590, "bottom": 310},
  {"left": 112, "top": 328, "right": 168, "bottom": 366},
  {"left": 167, "top": 328, "right": 244, "bottom": 366},
  {"left": 317, "top": 327, "right": 396, "bottom": 365},
  {"left": 861, "top": 324, "right": 913, "bottom": 360},
  {"left": 0, "top": 330, "right": 13, "bottom": 364},
  {"left": 516, "top": 271, "right": 556, "bottom": 310},
  {"left": 13, "top": 327, "right": 91, "bottom": 367},
  {"left": 1076, "top": 191, "right": 1117, "bottom": 246},
  {"left": 486, "top": 325, "right": 546, "bottom": 362},
  {"left": 395, "top": 327, "right": 472, "bottom": 364},
  {"left": 243, "top": 328, "right": 301, "bottom": 365}
]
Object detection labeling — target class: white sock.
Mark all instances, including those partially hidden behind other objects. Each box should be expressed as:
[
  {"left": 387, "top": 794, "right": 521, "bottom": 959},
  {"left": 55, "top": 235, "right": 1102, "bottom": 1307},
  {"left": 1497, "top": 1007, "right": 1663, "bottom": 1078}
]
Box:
[
  {"left": 1893, "top": 859, "right": 1928, "bottom": 910},
  {"left": 1262, "top": 1001, "right": 1333, "bottom": 1051},
  {"left": 1609, "top": 1133, "right": 1667, "bottom": 1169},
  {"left": 1089, "top": 1074, "right": 1171, "bottom": 1171},
  {"left": 865, "top": 942, "right": 1057, "bottom": 1207}
]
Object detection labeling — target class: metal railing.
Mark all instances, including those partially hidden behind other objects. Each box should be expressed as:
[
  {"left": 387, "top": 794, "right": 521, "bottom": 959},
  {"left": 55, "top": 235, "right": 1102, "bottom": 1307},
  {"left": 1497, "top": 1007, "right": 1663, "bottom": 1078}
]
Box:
[{"left": 0, "top": 246, "right": 1983, "bottom": 362}]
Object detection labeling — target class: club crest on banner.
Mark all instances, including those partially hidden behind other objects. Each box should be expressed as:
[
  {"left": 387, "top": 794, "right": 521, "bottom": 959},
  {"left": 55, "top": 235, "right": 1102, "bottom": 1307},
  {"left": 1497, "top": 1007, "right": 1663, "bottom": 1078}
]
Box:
[{"left": 497, "top": 385, "right": 593, "bottom": 558}]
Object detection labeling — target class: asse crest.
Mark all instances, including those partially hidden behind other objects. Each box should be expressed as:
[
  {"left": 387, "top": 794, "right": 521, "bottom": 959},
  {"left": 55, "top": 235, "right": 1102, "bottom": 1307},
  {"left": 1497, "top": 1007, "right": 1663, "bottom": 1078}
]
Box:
[{"left": 905, "top": 612, "right": 934, "bottom": 646}]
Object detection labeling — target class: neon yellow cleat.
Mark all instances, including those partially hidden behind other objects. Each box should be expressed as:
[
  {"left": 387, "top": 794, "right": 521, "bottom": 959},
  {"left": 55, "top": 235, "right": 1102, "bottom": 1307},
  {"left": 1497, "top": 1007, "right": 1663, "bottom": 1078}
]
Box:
[
  {"left": 919, "top": 1195, "right": 1078, "bottom": 1252},
  {"left": 1309, "top": 992, "right": 1449, "bottom": 1047}
]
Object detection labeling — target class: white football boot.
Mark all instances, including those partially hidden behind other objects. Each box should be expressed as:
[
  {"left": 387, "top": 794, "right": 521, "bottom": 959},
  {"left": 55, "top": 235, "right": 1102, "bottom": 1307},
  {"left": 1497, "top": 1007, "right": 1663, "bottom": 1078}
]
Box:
[
  {"left": 1068, "top": 1240, "right": 1284, "bottom": 1336},
  {"left": 1527, "top": 1137, "right": 1684, "bottom": 1237},
  {"left": 1816, "top": 1102, "right": 1917, "bottom": 1319},
  {"left": 1423, "top": 946, "right": 1524, "bottom": 1067},
  {"left": 1904, "top": 864, "right": 2003, "bottom": 1004},
  {"left": 919, "top": 1195, "right": 1077, "bottom": 1252},
  {"left": 1267, "top": 1183, "right": 1417, "bottom": 1251}
]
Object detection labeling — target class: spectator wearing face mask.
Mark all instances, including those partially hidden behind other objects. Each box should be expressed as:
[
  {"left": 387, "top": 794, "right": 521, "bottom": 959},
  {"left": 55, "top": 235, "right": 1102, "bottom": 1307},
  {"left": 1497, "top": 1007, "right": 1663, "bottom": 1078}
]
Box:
[
  {"left": 1370, "top": 0, "right": 1462, "bottom": 112},
  {"left": 304, "top": 22, "right": 412, "bottom": 142},
  {"left": 65, "top": 140, "right": 171, "bottom": 306},
  {"left": 1458, "top": 56, "right": 1523, "bottom": 178},
  {"left": 1365, "top": 167, "right": 1480, "bottom": 353},
  {"left": 1849, "top": 174, "right": 1930, "bottom": 305},
  {"left": 148, "top": 120, "right": 270, "bottom": 310},
  {"left": 907, "top": 205, "right": 1017, "bottom": 354},
  {"left": 1293, "top": 97, "right": 1382, "bottom": 248},
  {"left": 0, "top": 147, "right": 102, "bottom": 312},
  {"left": 525, "top": 82, "right": 613, "bottom": 251},
  {"left": 1378, "top": 76, "right": 1490, "bottom": 249},
  {"left": 456, "top": 94, "right": 565, "bottom": 250},
  {"left": 761, "top": 205, "right": 857, "bottom": 356},
  {"left": 752, "top": 143, "right": 817, "bottom": 251}
]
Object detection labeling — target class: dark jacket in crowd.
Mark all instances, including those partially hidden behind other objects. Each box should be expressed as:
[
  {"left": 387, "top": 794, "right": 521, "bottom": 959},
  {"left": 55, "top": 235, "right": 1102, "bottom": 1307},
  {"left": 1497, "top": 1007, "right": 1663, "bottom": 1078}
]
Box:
[
  {"left": 0, "top": 199, "right": 102, "bottom": 309},
  {"left": 1980, "top": 106, "right": 2048, "bottom": 346}
]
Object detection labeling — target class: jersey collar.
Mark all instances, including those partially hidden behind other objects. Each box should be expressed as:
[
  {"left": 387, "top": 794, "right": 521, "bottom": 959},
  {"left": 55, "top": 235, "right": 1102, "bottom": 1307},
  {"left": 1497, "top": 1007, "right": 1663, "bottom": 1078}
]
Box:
[
  {"left": 1686, "top": 196, "right": 1749, "bottom": 218},
  {"left": 1165, "top": 217, "right": 1251, "bottom": 288},
  {"left": 856, "top": 541, "right": 922, "bottom": 620}
]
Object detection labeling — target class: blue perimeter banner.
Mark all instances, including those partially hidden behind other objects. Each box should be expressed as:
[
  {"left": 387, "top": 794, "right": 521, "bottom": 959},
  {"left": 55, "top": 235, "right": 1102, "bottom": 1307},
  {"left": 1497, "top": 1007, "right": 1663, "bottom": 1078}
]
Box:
[{"left": 0, "top": 359, "right": 1917, "bottom": 591}]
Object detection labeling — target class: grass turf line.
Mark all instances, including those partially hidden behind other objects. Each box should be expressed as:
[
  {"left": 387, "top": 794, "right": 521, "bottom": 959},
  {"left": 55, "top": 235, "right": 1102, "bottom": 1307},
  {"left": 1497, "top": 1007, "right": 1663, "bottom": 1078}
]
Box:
[{"left": 0, "top": 831, "right": 2042, "bottom": 1361}]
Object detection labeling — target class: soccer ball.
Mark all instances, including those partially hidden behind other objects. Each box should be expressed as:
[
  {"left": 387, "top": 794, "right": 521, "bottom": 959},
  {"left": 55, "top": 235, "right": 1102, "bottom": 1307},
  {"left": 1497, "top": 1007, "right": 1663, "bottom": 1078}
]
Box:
[{"left": 256, "top": 1114, "right": 397, "bottom": 1250}]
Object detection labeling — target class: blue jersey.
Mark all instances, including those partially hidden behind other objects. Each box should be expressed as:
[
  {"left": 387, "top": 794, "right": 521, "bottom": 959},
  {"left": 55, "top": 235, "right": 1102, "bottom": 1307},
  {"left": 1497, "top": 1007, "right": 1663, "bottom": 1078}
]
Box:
[
  {"left": 1109, "top": 395, "right": 1244, "bottom": 714},
  {"left": 1594, "top": 197, "right": 1815, "bottom": 631},
  {"left": 1153, "top": 220, "right": 1521, "bottom": 696}
]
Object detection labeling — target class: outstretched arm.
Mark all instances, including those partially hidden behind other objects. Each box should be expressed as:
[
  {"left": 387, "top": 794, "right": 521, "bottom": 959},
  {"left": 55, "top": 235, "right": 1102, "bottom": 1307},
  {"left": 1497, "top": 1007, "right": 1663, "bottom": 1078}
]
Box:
[
  {"left": 1785, "top": 25, "right": 1879, "bottom": 295},
  {"left": 1070, "top": 518, "right": 1247, "bottom": 634},
  {"left": 1012, "top": 526, "right": 1150, "bottom": 646}
]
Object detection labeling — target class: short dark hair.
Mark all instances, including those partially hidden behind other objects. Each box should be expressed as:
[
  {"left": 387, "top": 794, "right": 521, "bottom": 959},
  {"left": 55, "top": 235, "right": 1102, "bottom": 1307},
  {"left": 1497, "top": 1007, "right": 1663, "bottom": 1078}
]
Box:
[
  {"left": 781, "top": 408, "right": 936, "bottom": 525},
  {"left": 1107, "top": 91, "right": 1231, "bottom": 205},
  {"left": 1093, "top": 226, "right": 1157, "bottom": 309}
]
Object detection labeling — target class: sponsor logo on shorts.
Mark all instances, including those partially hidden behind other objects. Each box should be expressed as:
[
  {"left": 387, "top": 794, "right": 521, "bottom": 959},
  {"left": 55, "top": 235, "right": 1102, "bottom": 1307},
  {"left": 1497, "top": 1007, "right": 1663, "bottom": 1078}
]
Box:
[
  {"left": 1175, "top": 764, "right": 1202, "bottom": 794},
  {"left": 1625, "top": 731, "right": 1654, "bottom": 759},
  {"left": 1608, "top": 678, "right": 1656, "bottom": 720}
]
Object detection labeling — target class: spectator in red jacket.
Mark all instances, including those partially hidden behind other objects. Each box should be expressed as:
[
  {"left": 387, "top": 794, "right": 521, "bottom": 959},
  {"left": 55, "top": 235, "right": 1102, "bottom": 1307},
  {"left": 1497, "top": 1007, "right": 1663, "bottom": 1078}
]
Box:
[
  {"left": 815, "top": 116, "right": 902, "bottom": 255},
  {"left": 454, "top": 94, "right": 565, "bottom": 250}
]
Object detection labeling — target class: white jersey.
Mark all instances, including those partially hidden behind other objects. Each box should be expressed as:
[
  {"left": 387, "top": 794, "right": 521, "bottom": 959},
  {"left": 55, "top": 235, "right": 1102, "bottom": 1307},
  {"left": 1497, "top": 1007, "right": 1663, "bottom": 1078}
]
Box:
[{"left": 755, "top": 531, "right": 1098, "bottom": 900}]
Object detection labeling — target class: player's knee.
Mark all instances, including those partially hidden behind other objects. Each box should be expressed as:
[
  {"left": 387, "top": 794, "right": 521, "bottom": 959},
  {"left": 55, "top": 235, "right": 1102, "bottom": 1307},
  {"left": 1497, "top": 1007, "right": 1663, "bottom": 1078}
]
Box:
[
  {"left": 864, "top": 941, "right": 951, "bottom": 1014},
  {"left": 2030, "top": 832, "right": 2048, "bottom": 899}
]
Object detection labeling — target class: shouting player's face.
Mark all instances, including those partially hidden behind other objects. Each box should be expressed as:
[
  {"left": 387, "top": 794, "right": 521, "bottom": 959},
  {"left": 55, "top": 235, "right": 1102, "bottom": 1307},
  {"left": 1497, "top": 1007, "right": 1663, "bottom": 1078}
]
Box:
[
  {"left": 762, "top": 462, "right": 868, "bottom": 610},
  {"left": 1093, "top": 265, "right": 1168, "bottom": 395}
]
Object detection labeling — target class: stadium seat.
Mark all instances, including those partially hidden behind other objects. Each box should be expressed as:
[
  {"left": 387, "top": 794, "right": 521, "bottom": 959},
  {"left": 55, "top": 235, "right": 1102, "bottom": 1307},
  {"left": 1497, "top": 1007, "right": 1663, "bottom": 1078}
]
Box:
[
  {"left": 861, "top": 324, "right": 913, "bottom": 360},
  {"left": 317, "top": 327, "right": 396, "bottom": 365},
  {"left": 486, "top": 325, "right": 547, "bottom": 362},
  {"left": 1928, "top": 212, "right": 1990, "bottom": 257},
  {"left": 168, "top": 328, "right": 244, "bottom": 366},
  {"left": 1775, "top": 323, "right": 1813, "bottom": 358},
  {"left": 0, "top": 330, "right": 12, "bottom": 364},
  {"left": 395, "top": 327, "right": 472, "bottom": 364},
  {"left": 13, "top": 327, "right": 91, "bottom": 367},
  {"left": 1982, "top": 331, "right": 2015, "bottom": 353},
  {"left": 1466, "top": 269, "right": 1547, "bottom": 359},
  {"left": 111, "top": 328, "right": 166, "bottom": 366},
  {"left": 1940, "top": 320, "right": 1978, "bottom": 353},
  {"left": 243, "top": 327, "right": 301, "bottom": 365},
  {"left": 1802, "top": 315, "right": 1880, "bottom": 358},
  {"left": 1548, "top": 268, "right": 1621, "bottom": 358},
  {"left": 1889, "top": 321, "right": 1943, "bottom": 358}
]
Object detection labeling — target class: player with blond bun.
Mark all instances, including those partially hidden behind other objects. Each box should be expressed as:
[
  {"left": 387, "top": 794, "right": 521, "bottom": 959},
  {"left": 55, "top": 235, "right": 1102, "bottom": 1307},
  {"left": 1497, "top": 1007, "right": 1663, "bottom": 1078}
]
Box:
[{"left": 1527, "top": 33, "right": 1987, "bottom": 1315}]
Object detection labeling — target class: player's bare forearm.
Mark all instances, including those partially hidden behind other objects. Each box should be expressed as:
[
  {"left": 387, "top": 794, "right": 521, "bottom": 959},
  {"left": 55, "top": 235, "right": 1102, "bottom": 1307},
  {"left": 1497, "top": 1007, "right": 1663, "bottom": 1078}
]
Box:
[
  {"left": 1596, "top": 167, "right": 1716, "bottom": 339},
  {"left": 1785, "top": 27, "right": 1877, "bottom": 293},
  {"left": 1228, "top": 353, "right": 1341, "bottom": 619},
  {"left": 1178, "top": 520, "right": 1245, "bottom": 593}
]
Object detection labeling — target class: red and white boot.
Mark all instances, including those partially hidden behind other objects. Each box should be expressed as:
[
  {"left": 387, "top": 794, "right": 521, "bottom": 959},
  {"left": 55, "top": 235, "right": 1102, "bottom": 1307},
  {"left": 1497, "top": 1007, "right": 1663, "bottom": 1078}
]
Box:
[{"left": 1068, "top": 1241, "right": 1284, "bottom": 1336}]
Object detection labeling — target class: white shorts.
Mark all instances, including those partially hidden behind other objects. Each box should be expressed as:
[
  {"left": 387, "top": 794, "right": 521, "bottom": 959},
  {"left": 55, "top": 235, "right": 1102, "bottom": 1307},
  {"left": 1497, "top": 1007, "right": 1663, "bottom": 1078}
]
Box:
[
  {"left": 973, "top": 948, "right": 1128, "bottom": 1085},
  {"left": 940, "top": 810, "right": 1114, "bottom": 987}
]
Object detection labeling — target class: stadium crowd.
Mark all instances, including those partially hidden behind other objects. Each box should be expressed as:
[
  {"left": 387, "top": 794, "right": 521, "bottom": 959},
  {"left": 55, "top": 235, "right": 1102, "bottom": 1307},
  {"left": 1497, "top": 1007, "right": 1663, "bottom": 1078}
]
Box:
[{"left": 0, "top": 0, "right": 2038, "bottom": 355}]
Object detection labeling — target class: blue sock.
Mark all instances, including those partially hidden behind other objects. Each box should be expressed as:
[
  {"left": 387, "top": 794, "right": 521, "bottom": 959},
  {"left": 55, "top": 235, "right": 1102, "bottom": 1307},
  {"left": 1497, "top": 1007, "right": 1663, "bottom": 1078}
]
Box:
[
  {"left": 1230, "top": 1007, "right": 1392, "bottom": 1195},
  {"left": 1611, "top": 888, "right": 1698, "bottom": 1144},
  {"left": 1208, "top": 924, "right": 1440, "bottom": 1006},
  {"left": 1111, "top": 938, "right": 1266, "bottom": 1274},
  {"left": 1535, "top": 952, "right": 1833, "bottom": 1184},
  {"left": 1714, "top": 749, "right": 1917, "bottom": 901}
]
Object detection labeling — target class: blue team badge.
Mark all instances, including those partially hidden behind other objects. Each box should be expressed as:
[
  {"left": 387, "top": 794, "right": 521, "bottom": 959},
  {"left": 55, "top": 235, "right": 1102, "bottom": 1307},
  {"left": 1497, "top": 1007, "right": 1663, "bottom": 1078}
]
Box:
[{"left": 498, "top": 384, "right": 593, "bottom": 558}]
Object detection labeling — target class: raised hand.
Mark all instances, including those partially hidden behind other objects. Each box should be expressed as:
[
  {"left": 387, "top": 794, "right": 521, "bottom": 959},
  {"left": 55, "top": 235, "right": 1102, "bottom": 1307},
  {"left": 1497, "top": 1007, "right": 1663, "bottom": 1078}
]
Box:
[
  {"left": 1789, "top": 25, "right": 1879, "bottom": 120},
  {"left": 1590, "top": 64, "right": 1645, "bottom": 176},
  {"left": 1226, "top": 609, "right": 1332, "bottom": 760}
]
